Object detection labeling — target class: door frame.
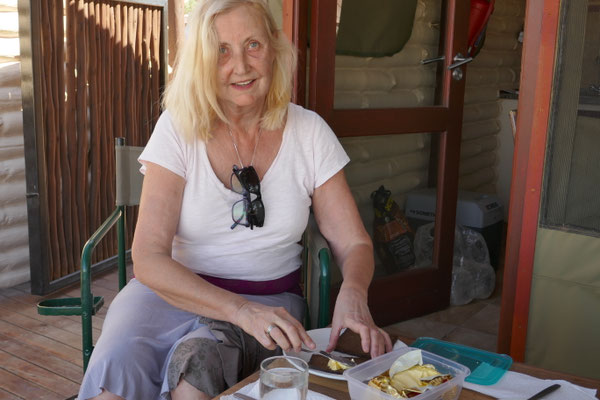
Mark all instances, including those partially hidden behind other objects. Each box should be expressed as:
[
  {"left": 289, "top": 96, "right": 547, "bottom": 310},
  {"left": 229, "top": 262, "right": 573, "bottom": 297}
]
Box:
[{"left": 497, "top": 0, "right": 561, "bottom": 360}]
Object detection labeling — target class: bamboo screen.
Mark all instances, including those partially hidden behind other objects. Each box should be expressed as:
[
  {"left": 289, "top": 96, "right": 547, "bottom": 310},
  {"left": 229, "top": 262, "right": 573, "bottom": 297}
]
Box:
[{"left": 34, "top": 0, "right": 165, "bottom": 285}]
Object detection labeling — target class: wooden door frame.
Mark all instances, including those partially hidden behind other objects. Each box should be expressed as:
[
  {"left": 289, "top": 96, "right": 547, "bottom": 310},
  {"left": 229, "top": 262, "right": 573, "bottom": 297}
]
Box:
[
  {"left": 282, "top": 0, "right": 308, "bottom": 106},
  {"left": 497, "top": 0, "right": 560, "bottom": 360},
  {"left": 286, "top": 0, "right": 470, "bottom": 325}
]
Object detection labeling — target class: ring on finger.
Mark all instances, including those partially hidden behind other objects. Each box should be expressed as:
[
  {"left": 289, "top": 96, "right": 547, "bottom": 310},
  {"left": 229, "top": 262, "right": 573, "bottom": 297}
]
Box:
[{"left": 265, "top": 323, "right": 276, "bottom": 338}]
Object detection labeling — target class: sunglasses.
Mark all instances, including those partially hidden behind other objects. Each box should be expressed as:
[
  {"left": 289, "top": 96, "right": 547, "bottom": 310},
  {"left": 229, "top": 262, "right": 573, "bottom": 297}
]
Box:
[{"left": 230, "top": 165, "right": 265, "bottom": 230}]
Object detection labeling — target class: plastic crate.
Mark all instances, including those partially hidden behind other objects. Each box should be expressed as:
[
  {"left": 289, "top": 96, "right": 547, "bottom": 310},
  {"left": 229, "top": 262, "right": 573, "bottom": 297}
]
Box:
[{"left": 343, "top": 347, "right": 470, "bottom": 400}]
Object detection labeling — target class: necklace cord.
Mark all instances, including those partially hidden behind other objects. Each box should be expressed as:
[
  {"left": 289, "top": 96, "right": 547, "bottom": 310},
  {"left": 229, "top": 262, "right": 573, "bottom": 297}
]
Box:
[{"left": 227, "top": 125, "right": 263, "bottom": 168}]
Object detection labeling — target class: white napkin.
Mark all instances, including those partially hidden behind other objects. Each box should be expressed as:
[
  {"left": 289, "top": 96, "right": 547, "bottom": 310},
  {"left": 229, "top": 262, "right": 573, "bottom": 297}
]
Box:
[
  {"left": 463, "top": 370, "right": 598, "bottom": 400},
  {"left": 220, "top": 380, "right": 335, "bottom": 400}
]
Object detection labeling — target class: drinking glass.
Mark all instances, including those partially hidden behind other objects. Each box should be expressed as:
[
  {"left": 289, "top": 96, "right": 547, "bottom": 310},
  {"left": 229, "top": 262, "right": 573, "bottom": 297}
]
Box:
[{"left": 259, "top": 355, "right": 309, "bottom": 400}]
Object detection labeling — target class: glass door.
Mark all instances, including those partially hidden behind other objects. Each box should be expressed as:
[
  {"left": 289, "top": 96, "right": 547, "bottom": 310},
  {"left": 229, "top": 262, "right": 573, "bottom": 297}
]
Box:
[{"left": 289, "top": 0, "right": 472, "bottom": 325}]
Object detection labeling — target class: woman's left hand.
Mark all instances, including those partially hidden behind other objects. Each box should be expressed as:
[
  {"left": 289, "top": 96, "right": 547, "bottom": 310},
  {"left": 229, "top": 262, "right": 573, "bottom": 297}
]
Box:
[
  {"left": 325, "top": 285, "right": 393, "bottom": 359},
  {"left": 312, "top": 170, "right": 392, "bottom": 358}
]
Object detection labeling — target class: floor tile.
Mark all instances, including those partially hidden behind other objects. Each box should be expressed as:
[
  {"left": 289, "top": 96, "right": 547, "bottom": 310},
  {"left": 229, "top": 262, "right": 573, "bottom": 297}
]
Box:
[
  {"left": 385, "top": 316, "right": 457, "bottom": 341},
  {"left": 482, "top": 292, "right": 502, "bottom": 306},
  {"left": 461, "top": 303, "right": 501, "bottom": 335},
  {"left": 442, "top": 327, "right": 498, "bottom": 352},
  {"left": 423, "top": 301, "right": 487, "bottom": 325}
]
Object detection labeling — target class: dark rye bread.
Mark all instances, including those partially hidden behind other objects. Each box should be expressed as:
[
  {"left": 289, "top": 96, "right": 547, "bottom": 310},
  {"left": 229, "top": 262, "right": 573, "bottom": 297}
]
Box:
[
  {"left": 307, "top": 353, "right": 344, "bottom": 375},
  {"left": 307, "top": 330, "right": 371, "bottom": 374},
  {"left": 335, "top": 329, "right": 371, "bottom": 360}
]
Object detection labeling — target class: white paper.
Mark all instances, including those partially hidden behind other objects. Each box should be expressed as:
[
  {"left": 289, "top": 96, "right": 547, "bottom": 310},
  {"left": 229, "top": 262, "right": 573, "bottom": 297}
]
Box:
[
  {"left": 463, "top": 371, "right": 598, "bottom": 400},
  {"left": 221, "top": 380, "right": 334, "bottom": 400},
  {"left": 388, "top": 349, "right": 423, "bottom": 378}
]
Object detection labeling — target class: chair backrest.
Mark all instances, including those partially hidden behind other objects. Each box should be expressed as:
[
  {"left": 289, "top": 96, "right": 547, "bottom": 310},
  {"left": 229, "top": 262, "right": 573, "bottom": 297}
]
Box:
[{"left": 115, "top": 138, "right": 145, "bottom": 206}]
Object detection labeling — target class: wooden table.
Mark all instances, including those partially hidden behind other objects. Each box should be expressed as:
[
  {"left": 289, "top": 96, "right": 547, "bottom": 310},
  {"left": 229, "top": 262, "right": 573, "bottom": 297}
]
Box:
[
  {"left": 214, "top": 334, "right": 600, "bottom": 399},
  {"left": 215, "top": 360, "right": 600, "bottom": 399}
]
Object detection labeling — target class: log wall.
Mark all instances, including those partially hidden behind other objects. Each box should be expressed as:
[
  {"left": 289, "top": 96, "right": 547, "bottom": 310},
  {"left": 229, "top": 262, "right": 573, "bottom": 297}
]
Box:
[{"left": 0, "top": 0, "right": 29, "bottom": 288}]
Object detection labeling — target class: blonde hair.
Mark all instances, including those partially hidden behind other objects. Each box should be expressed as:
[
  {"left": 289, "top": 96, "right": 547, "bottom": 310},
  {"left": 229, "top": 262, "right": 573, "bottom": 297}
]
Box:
[{"left": 163, "top": 0, "right": 297, "bottom": 141}]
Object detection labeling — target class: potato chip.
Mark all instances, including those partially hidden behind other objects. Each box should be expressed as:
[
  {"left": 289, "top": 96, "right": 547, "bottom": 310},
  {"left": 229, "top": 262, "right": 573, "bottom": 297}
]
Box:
[{"left": 366, "top": 350, "right": 453, "bottom": 398}]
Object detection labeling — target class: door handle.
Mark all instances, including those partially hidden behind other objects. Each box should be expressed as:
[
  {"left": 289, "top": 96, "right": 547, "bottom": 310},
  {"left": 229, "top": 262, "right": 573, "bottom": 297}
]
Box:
[
  {"left": 421, "top": 53, "right": 473, "bottom": 69},
  {"left": 421, "top": 55, "right": 445, "bottom": 65},
  {"left": 447, "top": 53, "right": 473, "bottom": 70}
]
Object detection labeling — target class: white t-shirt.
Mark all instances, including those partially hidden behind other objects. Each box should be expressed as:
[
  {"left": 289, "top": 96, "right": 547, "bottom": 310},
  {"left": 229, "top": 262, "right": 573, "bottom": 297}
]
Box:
[{"left": 139, "top": 103, "right": 350, "bottom": 281}]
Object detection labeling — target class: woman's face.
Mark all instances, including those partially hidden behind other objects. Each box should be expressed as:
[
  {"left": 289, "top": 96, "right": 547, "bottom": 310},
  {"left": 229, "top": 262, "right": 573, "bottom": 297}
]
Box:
[{"left": 214, "top": 5, "right": 275, "bottom": 114}]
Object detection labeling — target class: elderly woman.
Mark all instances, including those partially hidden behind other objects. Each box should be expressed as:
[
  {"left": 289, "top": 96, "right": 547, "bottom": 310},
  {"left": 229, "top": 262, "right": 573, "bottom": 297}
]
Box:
[{"left": 78, "top": 0, "right": 392, "bottom": 399}]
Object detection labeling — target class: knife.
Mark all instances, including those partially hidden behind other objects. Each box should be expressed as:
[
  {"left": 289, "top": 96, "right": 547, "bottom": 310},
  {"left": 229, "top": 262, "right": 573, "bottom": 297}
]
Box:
[
  {"left": 527, "top": 383, "right": 561, "bottom": 400},
  {"left": 300, "top": 348, "right": 357, "bottom": 367},
  {"left": 233, "top": 393, "right": 257, "bottom": 400}
]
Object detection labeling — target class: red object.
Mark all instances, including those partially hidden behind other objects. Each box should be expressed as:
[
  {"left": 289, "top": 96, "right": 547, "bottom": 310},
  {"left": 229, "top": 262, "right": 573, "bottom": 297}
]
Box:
[{"left": 468, "top": 0, "right": 495, "bottom": 54}]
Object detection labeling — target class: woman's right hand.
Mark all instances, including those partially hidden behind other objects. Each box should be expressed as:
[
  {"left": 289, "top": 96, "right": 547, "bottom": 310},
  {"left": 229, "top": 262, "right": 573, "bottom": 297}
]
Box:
[{"left": 234, "top": 301, "right": 316, "bottom": 353}]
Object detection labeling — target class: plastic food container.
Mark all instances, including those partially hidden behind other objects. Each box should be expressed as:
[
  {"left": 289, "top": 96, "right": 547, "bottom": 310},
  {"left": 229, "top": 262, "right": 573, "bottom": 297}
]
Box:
[
  {"left": 343, "top": 347, "right": 470, "bottom": 400},
  {"left": 411, "top": 337, "right": 512, "bottom": 385}
]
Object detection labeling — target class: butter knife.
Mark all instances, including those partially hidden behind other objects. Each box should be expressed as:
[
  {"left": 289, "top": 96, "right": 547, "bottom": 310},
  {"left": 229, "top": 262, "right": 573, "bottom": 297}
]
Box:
[
  {"left": 300, "top": 348, "right": 357, "bottom": 367},
  {"left": 233, "top": 393, "right": 257, "bottom": 400}
]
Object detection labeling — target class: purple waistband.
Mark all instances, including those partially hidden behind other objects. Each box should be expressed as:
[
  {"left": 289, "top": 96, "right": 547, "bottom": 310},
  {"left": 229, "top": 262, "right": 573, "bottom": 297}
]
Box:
[{"left": 197, "top": 268, "right": 302, "bottom": 297}]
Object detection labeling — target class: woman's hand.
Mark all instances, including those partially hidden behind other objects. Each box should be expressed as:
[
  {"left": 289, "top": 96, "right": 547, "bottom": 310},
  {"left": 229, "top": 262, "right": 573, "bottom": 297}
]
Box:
[
  {"left": 325, "top": 285, "right": 393, "bottom": 359},
  {"left": 234, "top": 301, "right": 316, "bottom": 353},
  {"left": 311, "top": 171, "right": 392, "bottom": 359}
]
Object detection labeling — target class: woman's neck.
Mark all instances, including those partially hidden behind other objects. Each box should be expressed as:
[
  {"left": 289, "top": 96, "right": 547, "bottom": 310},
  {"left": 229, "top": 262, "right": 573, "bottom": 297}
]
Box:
[{"left": 220, "top": 99, "right": 266, "bottom": 133}]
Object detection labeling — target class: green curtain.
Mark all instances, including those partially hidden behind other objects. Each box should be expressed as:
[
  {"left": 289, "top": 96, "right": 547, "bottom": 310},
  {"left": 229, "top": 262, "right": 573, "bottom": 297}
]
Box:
[{"left": 336, "top": 0, "right": 418, "bottom": 57}]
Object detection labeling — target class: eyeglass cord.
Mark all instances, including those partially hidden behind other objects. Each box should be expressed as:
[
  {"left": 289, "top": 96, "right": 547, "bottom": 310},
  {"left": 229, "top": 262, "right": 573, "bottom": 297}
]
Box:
[{"left": 227, "top": 125, "right": 263, "bottom": 168}]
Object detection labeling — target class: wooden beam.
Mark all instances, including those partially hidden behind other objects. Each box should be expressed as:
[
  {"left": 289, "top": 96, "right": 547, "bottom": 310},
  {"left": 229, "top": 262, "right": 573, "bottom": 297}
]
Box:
[
  {"left": 282, "top": 0, "right": 308, "bottom": 106},
  {"left": 330, "top": 108, "right": 449, "bottom": 137},
  {"left": 497, "top": 0, "right": 560, "bottom": 360}
]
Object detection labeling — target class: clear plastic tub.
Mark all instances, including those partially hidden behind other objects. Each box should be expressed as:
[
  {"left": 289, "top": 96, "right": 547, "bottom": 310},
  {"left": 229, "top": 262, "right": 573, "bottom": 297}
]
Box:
[{"left": 343, "top": 347, "right": 470, "bottom": 400}]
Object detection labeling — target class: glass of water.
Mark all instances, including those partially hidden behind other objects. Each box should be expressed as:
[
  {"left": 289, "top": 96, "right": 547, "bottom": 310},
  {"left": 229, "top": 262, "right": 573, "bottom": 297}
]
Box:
[{"left": 259, "top": 355, "right": 309, "bottom": 400}]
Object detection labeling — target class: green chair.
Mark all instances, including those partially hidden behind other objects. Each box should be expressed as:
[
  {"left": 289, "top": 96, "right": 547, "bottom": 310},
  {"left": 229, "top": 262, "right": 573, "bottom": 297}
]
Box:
[
  {"left": 37, "top": 138, "right": 144, "bottom": 371},
  {"left": 37, "top": 137, "right": 333, "bottom": 372},
  {"left": 303, "top": 214, "right": 332, "bottom": 330}
]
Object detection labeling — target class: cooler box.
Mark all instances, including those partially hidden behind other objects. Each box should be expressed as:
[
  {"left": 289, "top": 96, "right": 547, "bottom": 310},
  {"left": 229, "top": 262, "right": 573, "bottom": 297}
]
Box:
[{"left": 404, "top": 188, "right": 504, "bottom": 269}]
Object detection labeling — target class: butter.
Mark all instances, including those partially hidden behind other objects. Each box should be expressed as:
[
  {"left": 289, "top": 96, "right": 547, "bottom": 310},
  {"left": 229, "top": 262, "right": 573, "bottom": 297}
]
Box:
[{"left": 327, "top": 358, "right": 351, "bottom": 371}]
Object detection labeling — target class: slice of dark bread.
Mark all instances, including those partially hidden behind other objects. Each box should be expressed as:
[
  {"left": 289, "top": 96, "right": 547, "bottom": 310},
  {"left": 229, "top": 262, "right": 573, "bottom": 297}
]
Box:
[
  {"left": 334, "top": 329, "right": 371, "bottom": 360},
  {"left": 307, "top": 330, "right": 374, "bottom": 375},
  {"left": 307, "top": 354, "right": 345, "bottom": 375}
]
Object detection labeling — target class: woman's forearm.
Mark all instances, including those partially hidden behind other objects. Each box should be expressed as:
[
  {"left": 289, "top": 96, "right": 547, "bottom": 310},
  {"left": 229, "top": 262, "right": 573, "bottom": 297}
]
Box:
[
  {"left": 333, "top": 242, "right": 374, "bottom": 297},
  {"left": 133, "top": 252, "right": 247, "bottom": 323},
  {"left": 132, "top": 249, "right": 316, "bottom": 354}
]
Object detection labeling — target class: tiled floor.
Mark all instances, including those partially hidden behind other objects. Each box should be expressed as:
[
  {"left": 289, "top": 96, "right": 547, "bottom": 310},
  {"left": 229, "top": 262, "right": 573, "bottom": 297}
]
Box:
[{"left": 384, "top": 269, "right": 503, "bottom": 353}]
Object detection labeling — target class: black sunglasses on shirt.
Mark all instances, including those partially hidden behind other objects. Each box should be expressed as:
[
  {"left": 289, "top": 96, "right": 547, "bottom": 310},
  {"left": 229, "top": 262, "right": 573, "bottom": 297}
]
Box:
[{"left": 230, "top": 165, "right": 265, "bottom": 230}]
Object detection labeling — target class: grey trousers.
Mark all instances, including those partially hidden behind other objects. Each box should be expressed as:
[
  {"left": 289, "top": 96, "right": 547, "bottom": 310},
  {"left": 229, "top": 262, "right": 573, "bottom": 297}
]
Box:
[{"left": 77, "top": 279, "right": 305, "bottom": 400}]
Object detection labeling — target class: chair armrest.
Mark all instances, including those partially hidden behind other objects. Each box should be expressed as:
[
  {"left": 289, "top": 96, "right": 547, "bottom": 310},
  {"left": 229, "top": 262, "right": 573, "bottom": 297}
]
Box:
[
  {"left": 81, "top": 206, "right": 125, "bottom": 370},
  {"left": 304, "top": 215, "right": 332, "bottom": 329},
  {"left": 80, "top": 206, "right": 124, "bottom": 308},
  {"left": 37, "top": 206, "right": 123, "bottom": 317},
  {"left": 36, "top": 205, "right": 125, "bottom": 371}
]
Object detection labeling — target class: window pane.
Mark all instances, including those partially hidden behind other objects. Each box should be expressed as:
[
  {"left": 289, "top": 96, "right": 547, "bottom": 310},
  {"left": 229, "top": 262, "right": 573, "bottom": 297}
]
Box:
[
  {"left": 333, "top": 0, "right": 444, "bottom": 109},
  {"left": 542, "top": 0, "right": 600, "bottom": 234}
]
